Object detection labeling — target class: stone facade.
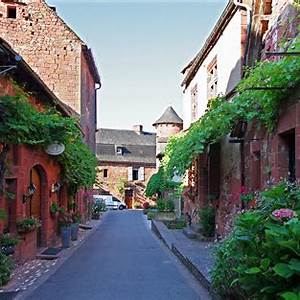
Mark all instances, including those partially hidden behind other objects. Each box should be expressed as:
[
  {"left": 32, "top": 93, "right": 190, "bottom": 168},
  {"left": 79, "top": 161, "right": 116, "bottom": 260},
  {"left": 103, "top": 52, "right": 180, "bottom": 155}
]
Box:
[
  {"left": 0, "top": 63, "right": 87, "bottom": 261},
  {"left": 181, "top": 0, "right": 300, "bottom": 237},
  {"left": 0, "top": 0, "right": 100, "bottom": 152},
  {"left": 97, "top": 162, "right": 156, "bottom": 207}
]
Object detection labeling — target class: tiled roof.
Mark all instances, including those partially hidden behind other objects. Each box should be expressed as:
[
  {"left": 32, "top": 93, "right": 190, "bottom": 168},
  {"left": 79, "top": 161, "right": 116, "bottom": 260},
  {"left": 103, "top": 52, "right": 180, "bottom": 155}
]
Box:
[
  {"left": 96, "top": 128, "right": 156, "bottom": 165},
  {"left": 153, "top": 106, "right": 183, "bottom": 126}
]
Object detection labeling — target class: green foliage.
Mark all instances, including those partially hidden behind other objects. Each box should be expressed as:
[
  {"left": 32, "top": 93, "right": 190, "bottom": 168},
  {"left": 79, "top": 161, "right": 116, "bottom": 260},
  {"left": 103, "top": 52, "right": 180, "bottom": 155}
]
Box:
[
  {"left": 57, "top": 139, "right": 97, "bottom": 191},
  {"left": 0, "top": 94, "right": 97, "bottom": 191},
  {"left": 164, "top": 217, "right": 186, "bottom": 229},
  {"left": 50, "top": 202, "right": 59, "bottom": 215},
  {"left": 199, "top": 204, "right": 215, "bottom": 237},
  {"left": 165, "top": 199, "right": 175, "bottom": 212},
  {"left": 156, "top": 198, "right": 165, "bottom": 212},
  {"left": 211, "top": 181, "right": 300, "bottom": 299},
  {"left": 0, "top": 234, "right": 19, "bottom": 248},
  {"left": 145, "top": 167, "right": 180, "bottom": 197},
  {"left": 156, "top": 198, "right": 175, "bottom": 212},
  {"left": 147, "top": 211, "right": 156, "bottom": 220},
  {"left": 0, "top": 252, "right": 13, "bottom": 287},
  {"left": 17, "top": 217, "right": 41, "bottom": 233},
  {"left": 163, "top": 36, "right": 300, "bottom": 178},
  {"left": 116, "top": 178, "right": 128, "bottom": 198},
  {"left": 0, "top": 209, "right": 7, "bottom": 220}
]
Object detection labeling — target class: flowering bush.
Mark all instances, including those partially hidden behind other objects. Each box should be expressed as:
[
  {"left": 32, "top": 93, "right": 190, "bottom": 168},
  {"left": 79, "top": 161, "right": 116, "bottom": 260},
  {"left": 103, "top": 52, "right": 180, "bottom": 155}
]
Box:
[
  {"left": 143, "top": 202, "right": 150, "bottom": 209},
  {"left": 212, "top": 181, "right": 300, "bottom": 299},
  {"left": 272, "top": 208, "right": 297, "bottom": 221}
]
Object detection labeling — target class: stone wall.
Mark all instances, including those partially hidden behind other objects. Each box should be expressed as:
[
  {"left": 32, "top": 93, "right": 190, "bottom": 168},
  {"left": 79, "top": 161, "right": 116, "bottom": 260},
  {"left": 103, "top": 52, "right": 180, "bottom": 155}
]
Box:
[
  {"left": 0, "top": 0, "right": 98, "bottom": 151},
  {"left": 97, "top": 162, "right": 156, "bottom": 206}
]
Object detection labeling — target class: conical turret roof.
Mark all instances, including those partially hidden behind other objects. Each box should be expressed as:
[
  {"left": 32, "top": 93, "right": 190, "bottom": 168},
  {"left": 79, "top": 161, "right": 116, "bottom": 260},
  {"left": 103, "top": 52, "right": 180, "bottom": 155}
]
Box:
[{"left": 153, "top": 106, "right": 183, "bottom": 126}]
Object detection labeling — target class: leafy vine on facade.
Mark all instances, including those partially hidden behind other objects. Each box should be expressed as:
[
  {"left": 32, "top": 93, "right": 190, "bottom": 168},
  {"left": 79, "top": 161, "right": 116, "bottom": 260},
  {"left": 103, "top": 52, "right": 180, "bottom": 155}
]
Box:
[
  {"left": 162, "top": 36, "right": 300, "bottom": 179},
  {"left": 0, "top": 93, "right": 97, "bottom": 191}
]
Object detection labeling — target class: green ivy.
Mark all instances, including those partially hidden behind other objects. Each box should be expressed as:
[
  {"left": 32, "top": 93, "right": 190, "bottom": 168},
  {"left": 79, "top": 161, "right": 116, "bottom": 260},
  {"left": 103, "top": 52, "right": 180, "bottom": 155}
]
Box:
[
  {"left": 145, "top": 167, "right": 180, "bottom": 197},
  {"left": 163, "top": 35, "right": 300, "bottom": 178},
  {"left": 0, "top": 93, "right": 97, "bottom": 190}
]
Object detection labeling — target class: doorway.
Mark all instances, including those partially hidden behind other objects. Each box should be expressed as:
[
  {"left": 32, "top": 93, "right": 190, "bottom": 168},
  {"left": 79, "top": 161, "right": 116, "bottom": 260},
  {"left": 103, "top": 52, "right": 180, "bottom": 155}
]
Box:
[
  {"left": 26, "top": 166, "right": 43, "bottom": 247},
  {"left": 125, "top": 189, "right": 133, "bottom": 209}
]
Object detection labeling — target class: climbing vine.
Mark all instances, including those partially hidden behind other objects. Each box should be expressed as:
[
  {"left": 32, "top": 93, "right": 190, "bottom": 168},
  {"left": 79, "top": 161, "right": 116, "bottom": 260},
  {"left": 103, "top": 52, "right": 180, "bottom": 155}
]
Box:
[
  {"left": 145, "top": 167, "right": 180, "bottom": 197},
  {"left": 0, "top": 93, "right": 97, "bottom": 191},
  {"left": 163, "top": 35, "right": 300, "bottom": 178}
]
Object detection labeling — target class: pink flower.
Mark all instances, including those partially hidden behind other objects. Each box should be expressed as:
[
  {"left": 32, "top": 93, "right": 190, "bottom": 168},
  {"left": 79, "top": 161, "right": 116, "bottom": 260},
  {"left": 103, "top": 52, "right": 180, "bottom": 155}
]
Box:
[
  {"left": 272, "top": 208, "right": 297, "bottom": 220},
  {"left": 240, "top": 186, "right": 247, "bottom": 194}
]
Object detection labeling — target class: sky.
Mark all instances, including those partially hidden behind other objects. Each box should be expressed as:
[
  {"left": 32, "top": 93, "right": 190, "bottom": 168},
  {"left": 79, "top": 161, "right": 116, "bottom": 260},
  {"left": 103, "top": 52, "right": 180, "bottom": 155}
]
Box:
[{"left": 47, "top": 0, "right": 228, "bottom": 132}]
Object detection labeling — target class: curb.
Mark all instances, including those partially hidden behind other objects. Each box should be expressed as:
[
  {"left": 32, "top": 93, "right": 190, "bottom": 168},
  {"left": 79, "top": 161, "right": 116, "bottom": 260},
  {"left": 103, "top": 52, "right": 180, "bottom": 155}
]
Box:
[{"left": 151, "top": 220, "right": 220, "bottom": 300}]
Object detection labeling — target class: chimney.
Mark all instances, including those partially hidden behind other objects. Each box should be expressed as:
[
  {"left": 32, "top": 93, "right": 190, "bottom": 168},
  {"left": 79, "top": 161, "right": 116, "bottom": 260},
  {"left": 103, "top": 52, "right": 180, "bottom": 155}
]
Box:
[{"left": 133, "top": 125, "right": 143, "bottom": 135}]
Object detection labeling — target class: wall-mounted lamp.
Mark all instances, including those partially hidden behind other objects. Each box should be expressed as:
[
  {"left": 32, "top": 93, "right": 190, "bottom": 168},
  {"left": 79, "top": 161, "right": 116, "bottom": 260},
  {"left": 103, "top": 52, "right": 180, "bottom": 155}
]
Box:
[
  {"left": 22, "top": 183, "right": 36, "bottom": 203},
  {"left": 50, "top": 182, "right": 62, "bottom": 196}
]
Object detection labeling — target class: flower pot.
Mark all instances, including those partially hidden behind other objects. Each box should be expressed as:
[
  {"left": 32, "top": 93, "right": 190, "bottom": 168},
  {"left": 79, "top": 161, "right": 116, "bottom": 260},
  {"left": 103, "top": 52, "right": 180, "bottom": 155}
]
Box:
[
  {"left": 92, "top": 213, "right": 100, "bottom": 220},
  {"left": 71, "top": 223, "right": 79, "bottom": 241},
  {"left": 1, "top": 245, "right": 15, "bottom": 256},
  {"left": 60, "top": 226, "right": 71, "bottom": 248}
]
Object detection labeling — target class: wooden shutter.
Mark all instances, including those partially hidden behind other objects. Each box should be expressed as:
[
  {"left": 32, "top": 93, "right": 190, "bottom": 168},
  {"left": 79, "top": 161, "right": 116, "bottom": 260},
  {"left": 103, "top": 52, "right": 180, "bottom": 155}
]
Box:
[
  {"left": 128, "top": 167, "right": 133, "bottom": 181},
  {"left": 138, "top": 167, "right": 145, "bottom": 181}
]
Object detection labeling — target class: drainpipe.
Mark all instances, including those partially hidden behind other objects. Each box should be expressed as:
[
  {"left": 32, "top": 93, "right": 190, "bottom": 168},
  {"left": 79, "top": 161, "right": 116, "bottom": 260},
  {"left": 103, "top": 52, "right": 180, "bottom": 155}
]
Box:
[{"left": 233, "top": 0, "right": 252, "bottom": 67}]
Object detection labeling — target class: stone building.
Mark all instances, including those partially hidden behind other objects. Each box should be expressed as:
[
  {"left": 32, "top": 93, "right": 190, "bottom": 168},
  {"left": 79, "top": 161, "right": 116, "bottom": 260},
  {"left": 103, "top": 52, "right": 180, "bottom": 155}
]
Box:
[
  {"left": 180, "top": 0, "right": 299, "bottom": 237},
  {"left": 95, "top": 126, "right": 156, "bottom": 208},
  {"left": 181, "top": 0, "right": 250, "bottom": 234},
  {"left": 0, "top": 38, "right": 83, "bottom": 261},
  {"left": 153, "top": 106, "right": 183, "bottom": 168},
  {"left": 0, "top": 0, "right": 101, "bottom": 152}
]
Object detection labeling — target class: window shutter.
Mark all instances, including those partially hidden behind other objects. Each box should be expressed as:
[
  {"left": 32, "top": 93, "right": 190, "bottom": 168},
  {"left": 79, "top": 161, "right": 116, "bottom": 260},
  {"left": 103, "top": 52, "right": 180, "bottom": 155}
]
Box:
[
  {"left": 128, "top": 167, "right": 133, "bottom": 181},
  {"left": 138, "top": 167, "right": 145, "bottom": 181}
]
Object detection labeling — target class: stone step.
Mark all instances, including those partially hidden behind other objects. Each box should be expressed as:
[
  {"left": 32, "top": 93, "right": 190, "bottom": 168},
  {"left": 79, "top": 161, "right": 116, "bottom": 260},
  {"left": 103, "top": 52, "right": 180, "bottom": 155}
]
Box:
[{"left": 183, "top": 228, "right": 197, "bottom": 239}]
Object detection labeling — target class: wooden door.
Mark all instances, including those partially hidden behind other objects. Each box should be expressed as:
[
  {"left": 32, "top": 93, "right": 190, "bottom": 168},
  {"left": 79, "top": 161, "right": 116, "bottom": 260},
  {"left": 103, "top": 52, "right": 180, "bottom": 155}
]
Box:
[
  {"left": 26, "top": 167, "right": 42, "bottom": 246},
  {"left": 125, "top": 190, "right": 133, "bottom": 209}
]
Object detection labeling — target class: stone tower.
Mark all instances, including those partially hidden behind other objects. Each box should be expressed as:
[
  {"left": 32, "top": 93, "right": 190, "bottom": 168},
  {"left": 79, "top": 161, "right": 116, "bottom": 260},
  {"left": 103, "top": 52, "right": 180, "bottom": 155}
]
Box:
[{"left": 153, "top": 106, "right": 183, "bottom": 168}]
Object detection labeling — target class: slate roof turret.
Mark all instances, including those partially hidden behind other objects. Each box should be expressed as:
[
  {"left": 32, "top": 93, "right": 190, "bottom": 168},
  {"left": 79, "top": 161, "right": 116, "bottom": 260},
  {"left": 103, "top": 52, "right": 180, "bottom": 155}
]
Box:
[{"left": 153, "top": 106, "right": 183, "bottom": 126}]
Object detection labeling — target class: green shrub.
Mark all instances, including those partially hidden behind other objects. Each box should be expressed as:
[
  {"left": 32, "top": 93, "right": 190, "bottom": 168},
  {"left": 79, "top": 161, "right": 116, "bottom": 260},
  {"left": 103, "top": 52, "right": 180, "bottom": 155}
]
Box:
[
  {"left": 165, "top": 200, "right": 175, "bottom": 212},
  {"left": 147, "top": 211, "right": 156, "bottom": 220},
  {"left": 199, "top": 204, "right": 215, "bottom": 237},
  {"left": 156, "top": 198, "right": 165, "bottom": 212},
  {"left": 212, "top": 181, "right": 300, "bottom": 299},
  {"left": 0, "top": 252, "right": 13, "bottom": 286}
]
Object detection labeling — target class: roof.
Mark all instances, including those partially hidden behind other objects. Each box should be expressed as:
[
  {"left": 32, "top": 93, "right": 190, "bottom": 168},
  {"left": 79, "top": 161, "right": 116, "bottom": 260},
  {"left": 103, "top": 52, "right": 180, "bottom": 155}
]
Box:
[
  {"left": 181, "top": 1, "right": 237, "bottom": 88},
  {"left": 96, "top": 128, "right": 156, "bottom": 165},
  {"left": 153, "top": 106, "right": 183, "bottom": 126}
]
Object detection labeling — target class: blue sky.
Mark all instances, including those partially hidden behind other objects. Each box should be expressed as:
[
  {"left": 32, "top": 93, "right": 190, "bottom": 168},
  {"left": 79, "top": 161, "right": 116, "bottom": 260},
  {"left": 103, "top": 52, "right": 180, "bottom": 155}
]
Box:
[{"left": 47, "top": 0, "right": 228, "bottom": 131}]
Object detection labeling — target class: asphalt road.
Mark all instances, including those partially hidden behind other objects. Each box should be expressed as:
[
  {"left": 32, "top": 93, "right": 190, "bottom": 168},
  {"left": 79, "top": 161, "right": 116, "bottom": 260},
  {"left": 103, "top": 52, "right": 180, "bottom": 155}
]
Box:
[{"left": 28, "top": 210, "right": 211, "bottom": 300}]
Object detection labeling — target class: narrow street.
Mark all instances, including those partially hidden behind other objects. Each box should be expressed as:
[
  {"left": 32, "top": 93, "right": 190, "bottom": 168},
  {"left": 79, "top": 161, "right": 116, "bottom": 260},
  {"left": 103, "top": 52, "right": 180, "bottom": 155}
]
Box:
[{"left": 26, "top": 211, "right": 210, "bottom": 300}]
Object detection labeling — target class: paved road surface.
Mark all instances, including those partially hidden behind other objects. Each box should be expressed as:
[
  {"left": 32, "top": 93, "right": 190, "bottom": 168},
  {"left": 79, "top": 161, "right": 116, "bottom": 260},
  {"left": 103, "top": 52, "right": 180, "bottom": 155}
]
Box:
[{"left": 28, "top": 210, "right": 211, "bottom": 300}]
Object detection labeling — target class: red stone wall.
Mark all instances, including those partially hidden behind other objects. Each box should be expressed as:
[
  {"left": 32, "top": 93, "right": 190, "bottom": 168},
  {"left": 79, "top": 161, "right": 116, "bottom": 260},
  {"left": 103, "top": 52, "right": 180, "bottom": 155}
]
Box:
[
  {"left": 0, "top": 0, "right": 98, "bottom": 151},
  {"left": 0, "top": 76, "right": 69, "bottom": 260},
  {"left": 80, "top": 53, "right": 97, "bottom": 153},
  {"left": 0, "top": 0, "right": 82, "bottom": 112}
]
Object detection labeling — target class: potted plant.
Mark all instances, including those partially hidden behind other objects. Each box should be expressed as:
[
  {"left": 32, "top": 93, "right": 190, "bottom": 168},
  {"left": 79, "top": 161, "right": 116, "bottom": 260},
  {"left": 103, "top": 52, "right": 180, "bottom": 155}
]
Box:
[
  {"left": 17, "top": 217, "right": 41, "bottom": 233},
  {"left": 0, "top": 234, "right": 19, "bottom": 256},
  {"left": 58, "top": 209, "right": 72, "bottom": 248},
  {"left": 71, "top": 212, "right": 81, "bottom": 241},
  {"left": 50, "top": 202, "right": 59, "bottom": 218},
  {"left": 91, "top": 202, "right": 101, "bottom": 220}
]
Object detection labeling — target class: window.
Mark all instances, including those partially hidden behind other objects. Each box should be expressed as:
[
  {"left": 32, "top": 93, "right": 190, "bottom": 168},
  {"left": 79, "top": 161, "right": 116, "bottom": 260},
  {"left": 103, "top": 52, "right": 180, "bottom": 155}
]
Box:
[
  {"left": 191, "top": 85, "right": 198, "bottom": 122},
  {"left": 7, "top": 7, "right": 17, "bottom": 19},
  {"left": 207, "top": 57, "right": 218, "bottom": 100},
  {"left": 279, "top": 129, "right": 296, "bottom": 182},
  {"left": 132, "top": 169, "right": 139, "bottom": 181},
  {"left": 128, "top": 167, "right": 145, "bottom": 181},
  {"left": 116, "top": 146, "right": 123, "bottom": 155},
  {"left": 103, "top": 169, "right": 108, "bottom": 178}
]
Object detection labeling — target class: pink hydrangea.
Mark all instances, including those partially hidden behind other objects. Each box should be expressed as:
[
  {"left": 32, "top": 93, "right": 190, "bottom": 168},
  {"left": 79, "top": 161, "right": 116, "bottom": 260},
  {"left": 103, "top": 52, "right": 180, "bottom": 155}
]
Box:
[{"left": 272, "top": 208, "right": 297, "bottom": 220}]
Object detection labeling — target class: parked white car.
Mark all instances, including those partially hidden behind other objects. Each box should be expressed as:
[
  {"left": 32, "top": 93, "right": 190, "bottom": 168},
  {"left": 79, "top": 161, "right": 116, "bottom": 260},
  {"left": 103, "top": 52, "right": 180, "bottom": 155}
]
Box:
[{"left": 93, "top": 195, "right": 127, "bottom": 210}]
